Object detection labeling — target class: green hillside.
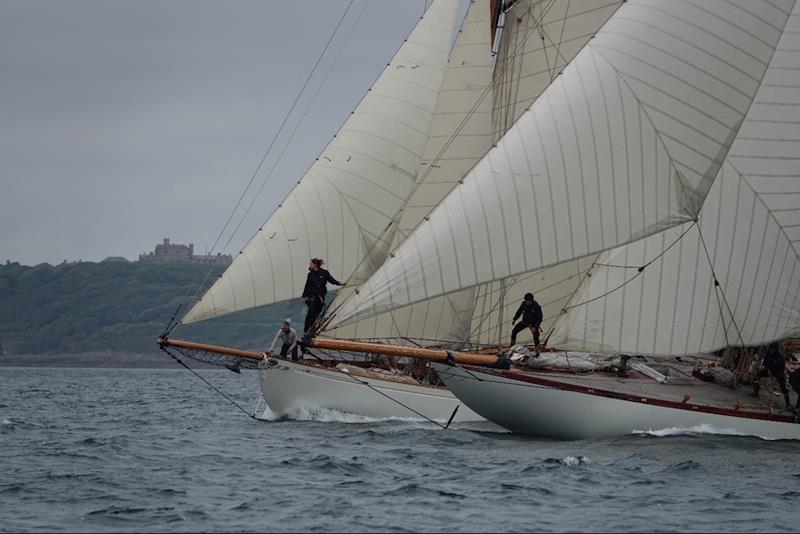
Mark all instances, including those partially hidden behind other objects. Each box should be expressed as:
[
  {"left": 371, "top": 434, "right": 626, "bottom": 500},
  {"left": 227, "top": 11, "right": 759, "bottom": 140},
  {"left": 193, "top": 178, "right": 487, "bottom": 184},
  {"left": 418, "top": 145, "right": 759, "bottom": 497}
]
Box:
[{"left": 0, "top": 261, "right": 304, "bottom": 355}]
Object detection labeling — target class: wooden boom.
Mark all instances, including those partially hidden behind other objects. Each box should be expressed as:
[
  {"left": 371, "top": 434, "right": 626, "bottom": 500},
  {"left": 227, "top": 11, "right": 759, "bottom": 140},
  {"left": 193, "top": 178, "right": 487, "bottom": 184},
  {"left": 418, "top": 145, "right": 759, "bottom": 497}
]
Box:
[
  {"left": 310, "top": 338, "right": 499, "bottom": 366},
  {"left": 158, "top": 337, "right": 499, "bottom": 366}
]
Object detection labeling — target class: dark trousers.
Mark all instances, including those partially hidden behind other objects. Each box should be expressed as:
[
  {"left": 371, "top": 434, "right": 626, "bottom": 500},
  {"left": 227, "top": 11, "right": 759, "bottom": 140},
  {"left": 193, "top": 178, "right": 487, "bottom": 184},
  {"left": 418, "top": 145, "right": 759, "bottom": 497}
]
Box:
[
  {"left": 280, "top": 342, "right": 299, "bottom": 361},
  {"left": 511, "top": 322, "right": 540, "bottom": 346},
  {"left": 789, "top": 370, "right": 800, "bottom": 408},
  {"left": 304, "top": 297, "right": 324, "bottom": 334},
  {"left": 754, "top": 368, "right": 790, "bottom": 404}
]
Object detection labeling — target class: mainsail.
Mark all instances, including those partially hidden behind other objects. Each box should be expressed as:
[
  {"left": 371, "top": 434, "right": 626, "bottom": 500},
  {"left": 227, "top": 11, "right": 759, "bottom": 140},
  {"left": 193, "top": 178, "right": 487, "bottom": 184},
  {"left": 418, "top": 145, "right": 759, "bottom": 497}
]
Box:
[
  {"left": 551, "top": 0, "right": 800, "bottom": 355},
  {"left": 332, "top": 0, "right": 793, "bottom": 339},
  {"left": 182, "top": 0, "right": 460, "bottom": 324}
]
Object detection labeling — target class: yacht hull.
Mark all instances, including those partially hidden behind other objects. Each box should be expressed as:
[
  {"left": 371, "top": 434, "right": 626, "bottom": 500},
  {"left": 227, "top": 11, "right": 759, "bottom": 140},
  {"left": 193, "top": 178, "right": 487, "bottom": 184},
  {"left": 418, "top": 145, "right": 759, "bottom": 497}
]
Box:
[
  {"left": 434, "top": 364, "right": 800, "bottom": 440},
  {"left": 258, "top": 358, "right": 484, "bottom": 422}
]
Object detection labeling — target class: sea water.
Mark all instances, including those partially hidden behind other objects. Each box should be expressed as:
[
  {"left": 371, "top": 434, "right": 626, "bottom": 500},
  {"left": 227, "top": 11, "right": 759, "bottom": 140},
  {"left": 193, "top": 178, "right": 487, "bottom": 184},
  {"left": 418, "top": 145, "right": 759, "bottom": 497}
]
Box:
[{"left": 1, "top": 367, "right": 798, "bottom": 532}]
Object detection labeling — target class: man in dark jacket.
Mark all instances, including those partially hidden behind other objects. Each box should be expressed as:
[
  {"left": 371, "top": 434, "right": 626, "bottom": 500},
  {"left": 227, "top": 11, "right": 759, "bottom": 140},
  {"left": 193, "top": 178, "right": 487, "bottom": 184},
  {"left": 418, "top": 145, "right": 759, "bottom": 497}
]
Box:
[
  {"left": 301, "top": 258, "right": 343, "bottom": 334},
  {"left": 751, "top": 342, "right": 791, "bottom": 409},
  {"left": 510, "top": 292, "right": 543, "bottom": 347}
]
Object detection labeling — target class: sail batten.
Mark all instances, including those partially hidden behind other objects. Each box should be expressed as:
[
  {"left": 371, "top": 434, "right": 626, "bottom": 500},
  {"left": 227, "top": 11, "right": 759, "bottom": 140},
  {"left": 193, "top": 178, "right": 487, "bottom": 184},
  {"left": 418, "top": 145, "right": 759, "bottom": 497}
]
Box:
[{"left": 331, "top": 0, "right": 791, "bottom": 332}]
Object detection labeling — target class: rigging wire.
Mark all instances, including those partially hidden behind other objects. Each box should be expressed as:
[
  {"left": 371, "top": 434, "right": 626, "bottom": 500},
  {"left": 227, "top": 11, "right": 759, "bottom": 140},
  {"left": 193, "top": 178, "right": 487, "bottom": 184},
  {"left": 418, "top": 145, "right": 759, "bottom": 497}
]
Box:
[{"left": 165, "top": 0, "right": 357, "bottom": 334}]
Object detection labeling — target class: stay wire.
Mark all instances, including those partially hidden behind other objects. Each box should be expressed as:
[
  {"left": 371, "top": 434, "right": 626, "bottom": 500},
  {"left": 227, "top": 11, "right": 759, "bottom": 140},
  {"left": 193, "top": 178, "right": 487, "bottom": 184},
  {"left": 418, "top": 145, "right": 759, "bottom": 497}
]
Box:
[
  {"left": 169, "top": 0, "right": 357, "bottom": 331},
  {"left": 161, "top": 346, "right": 260, "bottom": 420}
]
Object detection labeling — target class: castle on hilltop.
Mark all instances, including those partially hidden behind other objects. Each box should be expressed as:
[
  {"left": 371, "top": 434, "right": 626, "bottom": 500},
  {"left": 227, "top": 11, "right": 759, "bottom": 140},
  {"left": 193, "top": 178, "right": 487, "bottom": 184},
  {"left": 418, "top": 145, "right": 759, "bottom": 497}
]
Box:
[{"left": 139, "top": 238, "right": 232, "bottom": 266}]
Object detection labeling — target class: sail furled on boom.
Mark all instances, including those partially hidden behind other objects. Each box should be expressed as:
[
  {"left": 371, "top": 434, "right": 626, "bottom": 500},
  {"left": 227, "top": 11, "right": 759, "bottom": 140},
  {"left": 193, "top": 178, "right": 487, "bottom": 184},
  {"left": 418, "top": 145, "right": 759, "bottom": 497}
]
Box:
[
  {"left": 331, "top": 0, "right": 791, "bottom": 330},
  {"left": 182, "top": 0, "right": 460, "bottom": 324},
  {"left": 550, "top": 1, "right": 800, "bottom": 356},
  {"left": 324, "top": 0, "right": 494, "bottom": 346}
]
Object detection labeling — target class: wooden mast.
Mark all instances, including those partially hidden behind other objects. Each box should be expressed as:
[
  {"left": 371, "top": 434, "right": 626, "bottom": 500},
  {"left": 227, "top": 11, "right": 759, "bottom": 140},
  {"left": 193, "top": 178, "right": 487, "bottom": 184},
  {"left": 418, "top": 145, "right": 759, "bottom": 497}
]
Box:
[{"left": 158, "top": 337, "right": 500, "bottom": 366}]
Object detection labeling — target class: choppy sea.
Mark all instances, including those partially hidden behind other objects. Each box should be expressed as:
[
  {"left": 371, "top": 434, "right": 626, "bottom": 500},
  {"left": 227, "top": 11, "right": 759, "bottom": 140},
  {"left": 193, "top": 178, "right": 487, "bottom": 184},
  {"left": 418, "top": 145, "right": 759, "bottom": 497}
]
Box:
[{"left": 1, "top": 367, "right": 798, "bottom": 533}]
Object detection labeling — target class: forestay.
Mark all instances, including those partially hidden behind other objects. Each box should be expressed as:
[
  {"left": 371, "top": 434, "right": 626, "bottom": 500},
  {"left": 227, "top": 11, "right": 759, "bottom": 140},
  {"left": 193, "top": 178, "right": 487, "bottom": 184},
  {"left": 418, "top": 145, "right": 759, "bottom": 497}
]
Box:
[
  {"left": 331, "top": 0, "right": 791, "bottom": 330},
  {"left": 550, "top": 0, "right": 800, "bottom": 356},
  {"left": 182, "top": 0, "right": 459, "bottom": 324}
]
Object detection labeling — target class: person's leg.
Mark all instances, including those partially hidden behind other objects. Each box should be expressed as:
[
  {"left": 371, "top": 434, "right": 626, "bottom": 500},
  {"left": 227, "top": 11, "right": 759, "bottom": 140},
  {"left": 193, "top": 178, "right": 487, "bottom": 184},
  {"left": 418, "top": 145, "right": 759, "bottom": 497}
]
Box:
[
  {"left": 510, "top": 322, "right": 526, "bottom": 345},
  {"left": 290, "top": 345, "right": 299, "bottom": 361},
  {"left": 752, "top": 368, "right": 769, "bottom": 396},
  {"left": 305, "top": 298, "right": 323, "bottom": 334},
  {"left": 304, "top": 301, "right": 315, "bottom": 333},
  {"left": 530, "top": 326, "right": 541, "bottom": 346},
  {"left": 777, "top": 371, "right": 791, "bottom": 408},
  {"left": 280, "top": 343, "right": 289, "bottom": 357}
]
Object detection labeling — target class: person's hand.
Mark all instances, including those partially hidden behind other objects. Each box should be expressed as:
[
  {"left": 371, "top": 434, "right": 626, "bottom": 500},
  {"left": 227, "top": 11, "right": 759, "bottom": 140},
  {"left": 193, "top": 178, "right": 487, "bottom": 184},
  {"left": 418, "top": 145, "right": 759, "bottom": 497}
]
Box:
[
  {"left": 341, "top": 282, "right": 347, "bottom": 287},
  {"left": 511, "top": 319, "right": 516, "bottom": 326},
  {"left": 300, "top": 297, "right": 305, "bottom": 303}
]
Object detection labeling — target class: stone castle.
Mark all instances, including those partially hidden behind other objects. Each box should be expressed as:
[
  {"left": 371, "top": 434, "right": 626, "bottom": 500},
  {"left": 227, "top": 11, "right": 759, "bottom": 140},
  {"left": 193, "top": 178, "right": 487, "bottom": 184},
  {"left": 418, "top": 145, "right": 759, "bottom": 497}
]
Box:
[{"left": 138, "top": 238, "right": 232, "bottom": 266}]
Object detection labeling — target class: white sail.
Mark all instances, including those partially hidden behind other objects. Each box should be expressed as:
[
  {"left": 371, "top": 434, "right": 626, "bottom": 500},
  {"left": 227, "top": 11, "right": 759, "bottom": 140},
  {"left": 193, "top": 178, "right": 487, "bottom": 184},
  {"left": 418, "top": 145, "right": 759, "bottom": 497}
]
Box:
[
  {"left": 182, "top": 0, "right": 460, "bottom": 324},
  {"left": 491, "top": 0, "right": 623, "bottom": 139},
  {"left": 324, "top": 0, "right": 494, "bottom": 346},
  {"left": 551, "top": 1, "right": 800, "bottom": 355},
  {"left": 332, "top": 0, "right": 790, "bottom": 329}
]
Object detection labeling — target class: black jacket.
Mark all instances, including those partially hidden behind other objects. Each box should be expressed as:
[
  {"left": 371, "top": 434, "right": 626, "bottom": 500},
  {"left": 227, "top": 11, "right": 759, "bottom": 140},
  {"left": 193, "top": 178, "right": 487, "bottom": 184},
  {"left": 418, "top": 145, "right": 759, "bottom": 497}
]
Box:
[
  {"left": 302, "top": 268, "right": 341, "bottom": 300},
  {"left": 762, "top": 349, "right": 786, "bottom": 376},
  {"left": 513, "top": 299, "right": 543, "bottom": 326}
]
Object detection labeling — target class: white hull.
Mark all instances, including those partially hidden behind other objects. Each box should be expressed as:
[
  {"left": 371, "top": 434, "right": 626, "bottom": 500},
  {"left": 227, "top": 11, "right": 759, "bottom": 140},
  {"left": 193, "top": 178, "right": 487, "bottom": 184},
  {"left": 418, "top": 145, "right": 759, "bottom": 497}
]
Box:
[
  {"left": 435, "top": 364, "right": 800, "bottom": 440},
  {"left": 258, "top": 358, "right": 484, "bottom": 422}
]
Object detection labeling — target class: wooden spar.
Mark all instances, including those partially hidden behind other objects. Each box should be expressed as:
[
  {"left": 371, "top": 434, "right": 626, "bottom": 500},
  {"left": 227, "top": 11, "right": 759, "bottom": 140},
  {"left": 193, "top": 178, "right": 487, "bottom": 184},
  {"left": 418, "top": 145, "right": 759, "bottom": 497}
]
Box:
[
  {"left": 158, "top": 337, "right": 500, "bottom": 366},
  {"left": 310, "top": 338, "right": 499, "bottom": 366},
  {"left": 158, "top": 337, "right": 265, "bottom": 361}
]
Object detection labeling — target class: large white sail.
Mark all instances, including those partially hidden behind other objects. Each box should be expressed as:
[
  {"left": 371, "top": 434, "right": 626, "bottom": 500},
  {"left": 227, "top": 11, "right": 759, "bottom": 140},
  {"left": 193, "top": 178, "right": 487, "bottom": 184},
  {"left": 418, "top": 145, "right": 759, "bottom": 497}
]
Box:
[
  {"left": 332, "top": 0, "right": 790, "bottom": 329},
  {"left": 324, "top": 0, "right": 494, "bottom": 346},
  {"left": 550, "top": 1, "right": 800, "bottom": 355},
  {"left": 182, "top": 0, "right": 460, "bottom": 324}
]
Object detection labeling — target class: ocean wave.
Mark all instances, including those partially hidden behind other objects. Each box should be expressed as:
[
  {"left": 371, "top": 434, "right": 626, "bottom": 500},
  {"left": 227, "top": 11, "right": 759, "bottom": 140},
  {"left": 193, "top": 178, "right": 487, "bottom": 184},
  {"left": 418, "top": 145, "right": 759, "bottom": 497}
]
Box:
[
  {"left": 268, "top": 404, "right": 422, "bottom": 424},
  {"left": 632, "top": 424, "right": 776, "bottom": 440}
]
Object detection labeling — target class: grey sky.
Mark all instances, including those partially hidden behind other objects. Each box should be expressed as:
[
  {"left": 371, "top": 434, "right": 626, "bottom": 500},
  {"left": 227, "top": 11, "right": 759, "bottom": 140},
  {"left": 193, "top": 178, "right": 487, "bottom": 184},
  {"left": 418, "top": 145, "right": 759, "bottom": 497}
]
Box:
[{"left": 1, "top": 0, "right": 467, "bottom": 266}]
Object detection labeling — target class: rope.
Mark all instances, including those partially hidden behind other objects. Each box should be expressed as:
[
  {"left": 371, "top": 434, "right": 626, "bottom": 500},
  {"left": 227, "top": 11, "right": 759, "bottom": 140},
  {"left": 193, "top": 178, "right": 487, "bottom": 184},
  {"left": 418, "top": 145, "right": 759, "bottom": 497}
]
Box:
[
  {"left": 333, "top": 363, "right": 458, "bottom": 429},
  {"left": 161, "top": 346, "right": 261, "bottom": 420}
]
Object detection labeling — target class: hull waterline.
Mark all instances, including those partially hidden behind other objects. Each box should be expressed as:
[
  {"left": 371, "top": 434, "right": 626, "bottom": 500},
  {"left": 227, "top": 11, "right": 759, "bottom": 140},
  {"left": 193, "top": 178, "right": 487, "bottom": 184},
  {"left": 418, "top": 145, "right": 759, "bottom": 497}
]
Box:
[
  {"left": 434, "top": 364, "right": 800, "bottom": 440},
  {"left": 259, "top": 358, "right": 484, "bottom": 422}
]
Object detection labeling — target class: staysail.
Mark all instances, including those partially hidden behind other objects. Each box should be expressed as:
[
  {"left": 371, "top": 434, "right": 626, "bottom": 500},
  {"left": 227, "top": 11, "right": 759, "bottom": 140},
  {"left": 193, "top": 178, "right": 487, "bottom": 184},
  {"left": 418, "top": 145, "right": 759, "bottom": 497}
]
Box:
[
  {"left": 324, "top": 0, "right": 495, "bottom": 345},
  {"left": 550, "top": 0, "right": 800, "bottom": 355},
  {"left": 182, "top": 0, "right": 460, "bottom": 324},
  {"left": 331, "top": 0, "right": 792, "bottom": 331}
]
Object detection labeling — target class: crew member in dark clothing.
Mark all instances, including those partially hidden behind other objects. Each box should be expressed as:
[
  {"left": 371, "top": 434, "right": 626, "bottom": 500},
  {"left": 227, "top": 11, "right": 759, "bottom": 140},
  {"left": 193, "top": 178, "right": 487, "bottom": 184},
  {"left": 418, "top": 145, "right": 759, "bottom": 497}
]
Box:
[
  {"left": 751, "top": 342, "right": 791, "bottom": 409},
  {"left": 789, "top": 368, "right": 800, "bottom": 413},
  {"left": 301, "top": 258, "right": 344, "bottom": 334},
  {"left": 510, "top": 292, "right": 543, "bottom": 346}
]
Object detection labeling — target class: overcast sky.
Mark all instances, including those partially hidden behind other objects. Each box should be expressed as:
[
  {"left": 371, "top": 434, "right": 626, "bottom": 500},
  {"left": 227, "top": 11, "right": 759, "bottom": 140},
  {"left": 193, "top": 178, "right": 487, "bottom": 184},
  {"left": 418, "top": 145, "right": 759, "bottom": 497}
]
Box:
[{"left": 0, "top": 0, "right": 468, "bottom": 266}]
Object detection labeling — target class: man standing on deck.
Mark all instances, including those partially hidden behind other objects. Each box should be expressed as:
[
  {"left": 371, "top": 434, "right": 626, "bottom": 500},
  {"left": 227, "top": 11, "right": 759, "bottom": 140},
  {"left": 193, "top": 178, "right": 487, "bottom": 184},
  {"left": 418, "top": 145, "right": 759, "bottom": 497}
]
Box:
[
  {"left": 300, "top": 258, "right": 344, "bottom": 335},
  {"left": 751, "top": 342, "right": 791, "bottom": 409},
  {"left": 510, "top": 292, "right": 543, "bottom": 347}
]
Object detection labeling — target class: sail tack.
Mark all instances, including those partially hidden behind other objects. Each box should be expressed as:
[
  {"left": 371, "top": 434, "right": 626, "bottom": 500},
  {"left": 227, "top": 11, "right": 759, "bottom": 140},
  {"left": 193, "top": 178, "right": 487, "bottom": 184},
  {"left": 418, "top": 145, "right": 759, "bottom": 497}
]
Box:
[
  {"left": 332, "top": 0, "right": 791, "bottom": 329},
  {"left": 182, "top": 0, "right": 459, "bottom": 324}
]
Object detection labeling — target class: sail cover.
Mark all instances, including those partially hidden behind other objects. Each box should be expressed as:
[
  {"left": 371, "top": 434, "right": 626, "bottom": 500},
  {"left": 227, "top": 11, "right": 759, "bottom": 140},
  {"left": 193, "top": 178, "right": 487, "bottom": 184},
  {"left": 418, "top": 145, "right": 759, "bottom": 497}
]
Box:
[
  {"left": 331, "top": 0, "right": 792, "bottom": 330},
  {"left": 182, "top": 0, "right": 459, "bottom": 324},
  {"left": 550, "top": 0, "right": 800, "bottom": 355}
]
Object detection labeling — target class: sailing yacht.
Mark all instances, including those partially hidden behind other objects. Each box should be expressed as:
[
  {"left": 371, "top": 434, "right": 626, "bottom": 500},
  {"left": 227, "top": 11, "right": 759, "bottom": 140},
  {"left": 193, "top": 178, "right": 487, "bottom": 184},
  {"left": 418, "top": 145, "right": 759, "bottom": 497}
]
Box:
[{"left": 327, "top": 0, "right": 800, "bottom": 439}]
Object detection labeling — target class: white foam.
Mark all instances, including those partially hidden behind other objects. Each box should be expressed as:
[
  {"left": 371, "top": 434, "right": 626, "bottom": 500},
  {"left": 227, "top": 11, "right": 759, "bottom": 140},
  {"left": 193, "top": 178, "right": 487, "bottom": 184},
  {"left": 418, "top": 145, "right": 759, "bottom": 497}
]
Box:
[
  {"left": 631, "top": 423, "right": 770, "bottom": 439},
  {"left": 276, "top": 403, "right": 422, "bottom": 424},
  {"left": 563, "top": 456, "right": 591, "bottom": 467},
  {"left": 2, "top": 419, "right": 12, "bottom": 425}
]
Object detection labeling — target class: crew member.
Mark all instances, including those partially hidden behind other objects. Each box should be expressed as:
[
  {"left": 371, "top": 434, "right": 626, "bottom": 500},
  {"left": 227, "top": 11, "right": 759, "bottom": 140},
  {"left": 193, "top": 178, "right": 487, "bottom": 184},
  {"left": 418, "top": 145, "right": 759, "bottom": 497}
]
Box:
[
  {"left": 268, "top": 320, "right": 299, "bottom": 361},
  {"left": 301, "top": 258, "right": 344, "bottom": 334},
  {"left": 510, "top": 292, "right": 543, "bottom": 347},
  {"left": 751, "top": 342, "right": 791, "bottom": 409}
]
